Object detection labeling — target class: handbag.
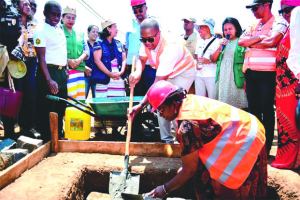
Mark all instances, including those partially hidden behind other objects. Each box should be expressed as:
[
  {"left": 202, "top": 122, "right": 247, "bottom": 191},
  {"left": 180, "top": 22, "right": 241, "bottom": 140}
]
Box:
[
  {"left": 0, "top": 72, "right": 23, "bottom": 118},
  {"left": 91, "top": 63, "right": 110, "bottom": 85}
]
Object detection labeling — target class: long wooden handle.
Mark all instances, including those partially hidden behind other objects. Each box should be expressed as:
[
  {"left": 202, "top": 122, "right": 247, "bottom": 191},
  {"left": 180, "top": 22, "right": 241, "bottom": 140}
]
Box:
[{"left": 125, "top": 56, "right": 136, "bottom": 156}]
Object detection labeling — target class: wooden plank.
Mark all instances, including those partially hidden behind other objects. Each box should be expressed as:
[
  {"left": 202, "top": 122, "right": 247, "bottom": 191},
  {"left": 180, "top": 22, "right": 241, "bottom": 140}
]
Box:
[
  {"left": 58, "top": 141, "right": 181, "bottom": 158},
  {"left": 0, "top": 142, "right": 51, "bottom": 190},
  {"left": 50, "top": 112, "right": 59, "bottom": 153}
]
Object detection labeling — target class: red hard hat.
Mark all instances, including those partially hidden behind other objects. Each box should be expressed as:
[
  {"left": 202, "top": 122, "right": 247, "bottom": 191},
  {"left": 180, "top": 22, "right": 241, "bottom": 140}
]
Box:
[
  {"left": 131, "top": 0, "right": 146, "bottom": 6},
  {"left": 147, "top": 80, "right": 178, "bottom": 113}
]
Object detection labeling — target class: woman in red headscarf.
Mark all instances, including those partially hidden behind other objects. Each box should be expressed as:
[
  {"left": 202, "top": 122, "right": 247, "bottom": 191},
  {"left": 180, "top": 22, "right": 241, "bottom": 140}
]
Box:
[{"left": 271, "top": 0, "right": 300, "bottom": 169}]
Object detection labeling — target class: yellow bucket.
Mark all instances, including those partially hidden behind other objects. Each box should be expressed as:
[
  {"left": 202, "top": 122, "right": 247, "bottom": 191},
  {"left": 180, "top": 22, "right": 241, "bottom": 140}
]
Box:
[{"left": 65, "top": 107, "right": 91, "bottom": 140}]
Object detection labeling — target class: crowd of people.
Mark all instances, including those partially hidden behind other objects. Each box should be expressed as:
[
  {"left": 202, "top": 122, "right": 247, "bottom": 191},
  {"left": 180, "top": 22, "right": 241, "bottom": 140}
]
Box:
[{"left": 0, "top": 0, "right": 300, "bottom": 198}]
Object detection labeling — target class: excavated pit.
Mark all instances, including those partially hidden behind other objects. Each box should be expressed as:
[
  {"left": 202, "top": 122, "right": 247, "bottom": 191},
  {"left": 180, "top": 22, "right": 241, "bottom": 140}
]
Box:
[{"left": 0, "top": 152, "right": 299, "bottom": 200}]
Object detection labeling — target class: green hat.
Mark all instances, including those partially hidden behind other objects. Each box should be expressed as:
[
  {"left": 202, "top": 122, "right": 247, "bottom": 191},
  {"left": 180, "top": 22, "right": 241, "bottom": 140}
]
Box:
[
  {"left": 101, "top": 19, "right": 115, "bottom": 30},
  {"left": 7, "top": 60, "right": 27, "bottom": 79},
  {"left": 62, "top": 6, "right": 76, "bottom": 15}
]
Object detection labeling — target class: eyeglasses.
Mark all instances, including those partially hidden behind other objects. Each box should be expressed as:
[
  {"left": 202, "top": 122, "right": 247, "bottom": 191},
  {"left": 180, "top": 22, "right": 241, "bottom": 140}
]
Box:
[
  {"left": 140, "top": 31, "right": 159, "bottom": 43},
  {"left": 133, "top": 6, "right": 144, "bottom": 14},
  {"left": 278, "top": 6, "right": 295, "bottom": 15},
  {"left": 157, "top": 105, "right": 165, "bottom": 115},
  {"left": 30, "top": 2, "right": 37, "bottom": 8},
  {"left": 251, "top": 4, "right": 262, "bottom": 12}
]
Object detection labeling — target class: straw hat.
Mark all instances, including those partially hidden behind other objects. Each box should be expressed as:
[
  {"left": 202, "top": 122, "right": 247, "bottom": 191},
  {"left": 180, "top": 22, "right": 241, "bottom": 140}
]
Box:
[
  {"left": 62, "top": 6, "right": 76, "bottom": 15},
  {"left": 101, "top": 19, "right": 115, "bottom": 30},
  {"left": 7, "top": 60, "right": 27, "bottom": 79}
]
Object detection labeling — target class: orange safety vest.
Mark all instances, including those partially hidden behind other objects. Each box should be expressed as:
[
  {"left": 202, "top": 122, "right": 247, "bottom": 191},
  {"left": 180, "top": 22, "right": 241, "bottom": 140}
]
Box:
[
  {"left": 144, "top": 37, "right": 195, "bottom": 79},
  {"left": 176, "top": 95, "right": 266, "bottom": 189},
  {"left": 243, "top": 15, "right": 279, "bottom": 72}
]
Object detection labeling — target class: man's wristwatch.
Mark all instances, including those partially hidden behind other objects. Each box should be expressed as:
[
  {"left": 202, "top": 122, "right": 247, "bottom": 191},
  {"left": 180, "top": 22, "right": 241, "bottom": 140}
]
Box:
[{"left": 140, "top": 101, "right": 145, "bottom": 107}]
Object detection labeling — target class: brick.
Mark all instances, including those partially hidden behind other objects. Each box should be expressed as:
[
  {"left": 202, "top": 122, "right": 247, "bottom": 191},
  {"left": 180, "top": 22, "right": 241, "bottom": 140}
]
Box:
[
  {"left": 16, "top": 136, "right": 43, "bottom": 153},
  {"left": 0, "top": 139, "right": 16, "bottom": 152},
  {"left": 1, "top": 149, "right": 28, "bottom": 162}
]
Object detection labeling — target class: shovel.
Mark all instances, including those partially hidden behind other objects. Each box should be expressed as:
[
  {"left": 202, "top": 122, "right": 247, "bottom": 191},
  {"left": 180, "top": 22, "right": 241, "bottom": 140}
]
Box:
[{"left": 109, "top": 56, "right": 140, "bottom": 200}]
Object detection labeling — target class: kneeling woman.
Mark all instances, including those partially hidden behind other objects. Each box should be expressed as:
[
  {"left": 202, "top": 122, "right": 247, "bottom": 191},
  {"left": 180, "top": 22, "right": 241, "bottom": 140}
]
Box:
[{"left": 132, "top": 80, "right": 267, "bottom": 199}]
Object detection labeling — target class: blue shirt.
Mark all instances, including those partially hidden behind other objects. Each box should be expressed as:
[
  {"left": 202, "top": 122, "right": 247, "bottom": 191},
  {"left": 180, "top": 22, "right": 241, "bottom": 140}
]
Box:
[
  {"left": 85, "top": 40, "right": 94, "bottom": 68},
  {"left": 125, "top": 16, "right": 159, "bottom": 65}
]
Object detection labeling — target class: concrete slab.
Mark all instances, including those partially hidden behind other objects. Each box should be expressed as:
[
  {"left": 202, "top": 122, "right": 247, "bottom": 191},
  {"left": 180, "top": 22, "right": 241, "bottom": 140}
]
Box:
[
  {"left": 16, "top": 136, "right": 43, "bottom": 153},
  {"left": 0, "top": 139, "right": 16, "bottom": 152}
]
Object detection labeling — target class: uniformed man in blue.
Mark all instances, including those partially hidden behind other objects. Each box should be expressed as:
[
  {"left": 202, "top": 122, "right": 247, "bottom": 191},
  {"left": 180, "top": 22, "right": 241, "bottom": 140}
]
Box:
[
  {"left": 33, "top": 0, "right": 67, "bottom": 142},
  {"left": 125, "top": 0, "right": 157, "bottom": 96}
]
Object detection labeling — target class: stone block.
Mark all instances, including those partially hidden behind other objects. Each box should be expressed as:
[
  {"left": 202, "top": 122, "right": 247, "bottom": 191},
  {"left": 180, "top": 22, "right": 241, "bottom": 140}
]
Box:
[
  {"left": 16, "top": 136, "right": 43, "bottom": 153},
  {"left": 0, "top": 139, "right": 16, "bottom": 152},
  {"left": 1, "top": 148, "right": 28, "bottom": 162},
  {"left": 0, "top": 153, "right": 14, "bottom": 171},
  {"left": 86, "top": 192, "right": 111, "bottom": 200}
]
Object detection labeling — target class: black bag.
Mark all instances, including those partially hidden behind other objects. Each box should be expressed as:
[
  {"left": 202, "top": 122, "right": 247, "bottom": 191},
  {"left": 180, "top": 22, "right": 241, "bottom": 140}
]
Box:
[{"left": 91, "top": 63, "right": 110, "bottom": 85}]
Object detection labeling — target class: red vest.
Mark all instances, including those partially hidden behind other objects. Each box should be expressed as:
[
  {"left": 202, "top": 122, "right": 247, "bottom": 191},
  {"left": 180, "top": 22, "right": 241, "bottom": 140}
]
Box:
[
  {"left": 176, "top": 95, "right": 266, "bottom": 189},
  {"left": 243, "top": 16, "right": 279, "bottom": 72}
]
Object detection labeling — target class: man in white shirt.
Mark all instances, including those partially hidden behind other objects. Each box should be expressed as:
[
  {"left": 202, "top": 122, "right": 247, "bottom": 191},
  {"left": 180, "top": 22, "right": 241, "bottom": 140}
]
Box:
[
  {"left": 34, "top": 0, "right": 68, "bottom": 142},
  {"left": 194, "top": 18, "right": 220, "bottom": 98},
  {"left": 129, "top": 18, "right": 196, "bottom": 143},
  {"left": 181, "top": 17, "right": 199, "bottom": 59}
]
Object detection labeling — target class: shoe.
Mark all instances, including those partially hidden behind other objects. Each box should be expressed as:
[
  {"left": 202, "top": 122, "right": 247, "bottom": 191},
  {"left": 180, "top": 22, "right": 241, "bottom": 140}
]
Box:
[
  {"left": 20, "top": 128, "right": 41, "bottom": 139},
  {"left": 0, "top": 120, "right": 3, "bottom": 130}
]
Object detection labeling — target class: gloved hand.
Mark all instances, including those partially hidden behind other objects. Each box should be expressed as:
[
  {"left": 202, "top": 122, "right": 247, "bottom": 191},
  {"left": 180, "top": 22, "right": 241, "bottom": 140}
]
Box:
[{"left": 11, "top": 46, "right": 24, "bottom": 61}]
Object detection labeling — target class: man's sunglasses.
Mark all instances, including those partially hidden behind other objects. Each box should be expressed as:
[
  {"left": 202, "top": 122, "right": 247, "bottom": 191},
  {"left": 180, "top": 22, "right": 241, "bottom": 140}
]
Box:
[
  {"left": 251, "top": 4, "right": 262, "bottom": 12},
  {"left": 140, "top": 31, "right": 159, "bottom": 43},
  {"left": 30, "top": 2, "right": 37, "bottom": 8},
  {"left": 133, "top": 6, "right": 144, "bottom": 14},
  {"left": 278, "top": 6, "right": 295, "bottom": 15}
]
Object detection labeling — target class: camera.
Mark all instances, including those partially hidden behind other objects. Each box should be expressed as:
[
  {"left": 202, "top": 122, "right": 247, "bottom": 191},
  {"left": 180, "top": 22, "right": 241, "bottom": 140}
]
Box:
[{"left": 0, "top": 0, "right": 22, "bottom": 55}]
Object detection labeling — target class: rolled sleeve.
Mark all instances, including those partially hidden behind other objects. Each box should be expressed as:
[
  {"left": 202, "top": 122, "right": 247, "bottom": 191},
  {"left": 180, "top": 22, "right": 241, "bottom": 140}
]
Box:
[
  {"left": 271, "top": 16, "right": 288, "bottom": 35},
  {"left": 139, "top": 43, "right": 147, "bottom": 57},
  {"left": 125, "top": 32, "right": 130, "bottom": 49},
  {"left": 83, "top": 40, "right": 90, "bottom": 59},
  {"left": 287, "top": 7, "right": 300, "bottom": 78},
  {"left": 93, "top": 40, "right": 102, "bottom": 51},
  {"left": 33, "top": 28, "right": 46, "bottom": 47}
]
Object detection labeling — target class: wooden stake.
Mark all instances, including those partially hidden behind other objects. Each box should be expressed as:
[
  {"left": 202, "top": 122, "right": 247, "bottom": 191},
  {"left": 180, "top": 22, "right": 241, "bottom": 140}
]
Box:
[{"left": 50, "top": 112, "right": 59, "bottom": 153}]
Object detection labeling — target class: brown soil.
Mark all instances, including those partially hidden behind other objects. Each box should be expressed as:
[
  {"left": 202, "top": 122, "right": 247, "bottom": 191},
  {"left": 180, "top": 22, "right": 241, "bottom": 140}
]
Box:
[{"left": 0, "top": 119, "right": 299, "bottom": 199}]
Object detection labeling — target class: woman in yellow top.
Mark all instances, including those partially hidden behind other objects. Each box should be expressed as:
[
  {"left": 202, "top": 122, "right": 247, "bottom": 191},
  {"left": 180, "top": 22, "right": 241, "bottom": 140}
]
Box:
[
  {"left": 61, "top": 6, "right": 89, "bottom": 101},
  {"left": 11, "top": 0, "right": 39, "bottom": 138}
]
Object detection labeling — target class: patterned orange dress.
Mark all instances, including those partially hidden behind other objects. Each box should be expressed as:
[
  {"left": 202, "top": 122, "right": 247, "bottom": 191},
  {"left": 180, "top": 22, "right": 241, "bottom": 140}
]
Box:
[
  {"left": 177, "top": 119, "right": 267, "bottom": 199},
  {"left": 271, "top": 28, "right": 300, "bottom": 169}
]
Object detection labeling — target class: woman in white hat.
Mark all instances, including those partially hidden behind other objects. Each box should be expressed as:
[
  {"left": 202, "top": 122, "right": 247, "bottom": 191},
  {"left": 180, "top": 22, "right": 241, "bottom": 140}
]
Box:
[
  {"left": 92, "top": 19, "right": 126, "bottom": 132},
  {"left": 61, "top": 6, "right": 89, "bottom": 102}
]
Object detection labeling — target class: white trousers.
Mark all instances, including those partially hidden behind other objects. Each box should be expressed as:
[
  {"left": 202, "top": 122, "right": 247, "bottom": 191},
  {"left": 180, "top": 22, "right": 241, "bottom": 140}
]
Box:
[
  {"left": 195, "top": 76, "right": 216, "bottom": 98},
  {"left": 158, "top": 66, "right": 196, "bottom": 143}
]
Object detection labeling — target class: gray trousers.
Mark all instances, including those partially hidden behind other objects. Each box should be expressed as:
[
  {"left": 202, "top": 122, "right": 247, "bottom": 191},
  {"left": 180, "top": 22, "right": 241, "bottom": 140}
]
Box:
[
  {"left": 158, "top": 67, "right": 196, "bottom": 143},
  {"left": 195, "top": 76, "right": 216, "bottom": 98}
]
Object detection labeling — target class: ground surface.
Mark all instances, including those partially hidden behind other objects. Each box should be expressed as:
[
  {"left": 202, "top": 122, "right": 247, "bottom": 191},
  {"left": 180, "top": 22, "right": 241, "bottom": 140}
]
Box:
[{"left": 0, "top": 107, "right": 300, "bottom": 199}]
